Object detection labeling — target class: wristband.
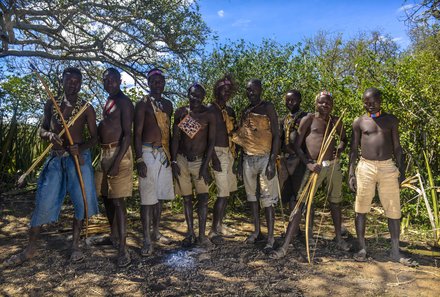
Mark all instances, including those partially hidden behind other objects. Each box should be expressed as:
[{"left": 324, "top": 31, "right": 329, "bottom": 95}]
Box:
[{"left": 136, "top": 157, "right": 144, "bottom": 164}]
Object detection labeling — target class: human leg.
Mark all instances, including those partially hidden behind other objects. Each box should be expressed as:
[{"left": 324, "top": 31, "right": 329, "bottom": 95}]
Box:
[
  {"left": 140, "top": 204, "right": 154, "bottom": 256},
  {"left": 113, "top": 198, "right": 130, "bottom": 266},
  {"left": 182, "top": 195, "right": 196, "bottom": 247}
]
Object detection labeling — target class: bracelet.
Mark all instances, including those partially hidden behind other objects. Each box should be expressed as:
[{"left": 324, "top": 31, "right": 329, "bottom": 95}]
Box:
[
  {"left": 171, "top": 160, "right": 178, "bottom": 164},
  {"left": 136, "top": 157, "right": 144, "bottom": 164}
]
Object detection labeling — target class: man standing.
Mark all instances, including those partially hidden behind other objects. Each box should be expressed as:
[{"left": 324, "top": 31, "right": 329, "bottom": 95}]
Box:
[
  {"left": 271, "top": 91, "right": 349, "bottom": 259},
  {"left": 5, "top": 67, "right": 99, "bottom": 266},
  {"left": 349, "top": 88, "right": 416, "bottom": 266},
  {"left": 171, "top": 83, "right": 216, "bottom": 248},
  {"left": 134, "top": 68, "right": 175, "bottom": 256},
  {"left": 232, "top": 79, "right": 279, "bottom": 252},
  {"left": 278, "top": 90, "right": 308, "bottom": 213},
  {"left": 94, "top": 67, "right": 134, "bottom": 267},
  {"left": 208, "top": 75, "right": 238, "bottom": 242}
]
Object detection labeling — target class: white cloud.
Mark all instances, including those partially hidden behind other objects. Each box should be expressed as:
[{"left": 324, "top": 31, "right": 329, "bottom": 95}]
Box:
[
  {"left": 232, "top": 19, "right": 251, "bottom": 28},
  {"left": 217, "top": 10, "right": 225, "bottom": 18},
  {"left": 392, "top": 37, "right": 403, "bottom": 42},
  {"left": 397, "top": 4, "right": 416, "bottom": 12}
]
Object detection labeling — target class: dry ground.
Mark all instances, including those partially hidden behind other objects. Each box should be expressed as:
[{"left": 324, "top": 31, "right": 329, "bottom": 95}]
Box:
[{"left": 1, "top": 189, "right": 439, "bottom": 297}]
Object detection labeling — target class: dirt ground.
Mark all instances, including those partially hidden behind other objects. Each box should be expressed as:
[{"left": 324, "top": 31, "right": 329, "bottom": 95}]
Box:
[{"left": 1, "top": 189, "right": 439, "bottom": 297}]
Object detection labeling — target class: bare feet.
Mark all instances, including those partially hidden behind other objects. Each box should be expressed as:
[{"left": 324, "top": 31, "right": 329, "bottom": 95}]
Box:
[
  {"left": 70, "top": 249, "right": 84, "bottom": 263},
  {"left": 353, "top": 249, "right": 367, "bottom": 262},
  {"left": 141, "top": 242, "right": 154, "bottom": 256},
  {"left": 197, "top": 236, "right": 214, "bottom": 249},
  {"left": 270, "top": 247, "right": 288, "bottom": 259},
  {"left": 152, "top": 232, "right": 172, "bottom": 245},
  {"left": 263, "top": 237, "right": 275, "bottom": 254},
  {"left": 390, "top": 251, "right": 418, "bottom": 267},
  {"left": 245, "top": 232, "right": 265, "bottom": 244},
  {"left": 181, "top": 233, "right": 196, "bottom": 248},
  {"left": 335, "top": 238, "right": 351, "bottom": 252},
  {"left": 3, "top": 252, "right": 31, "bottom": 268},
  {"left": 117, "top": 250, "right": 131, "bottom": 267}
]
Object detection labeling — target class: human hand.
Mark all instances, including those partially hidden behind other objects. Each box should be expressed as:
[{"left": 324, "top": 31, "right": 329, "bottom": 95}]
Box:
[
  {"left": 212, "top": 154, "right": 222, "bottom": 172},
  {"left": 137, "top": 161, "right": 147, "bottom": 178},
  {"left": 265, "top": 160, "right": 276, "bottom": 180},
  {"left": 349, "top": 175, "right": 357, "bottom": 193},
  {"left": 107, "top": 163, "right": 120, "bottom": 178},
  {"left": 307, "top": 162, "right": 321, "bottom": 173},
  {"left": 48, "top": 132, "right": 63, "bottom": 146},
  {"left": 171, "top": 162, "right": 181, "bottom": 179},
  {"left": 199, "top": 165, "right": 212, "bottom": 184}
]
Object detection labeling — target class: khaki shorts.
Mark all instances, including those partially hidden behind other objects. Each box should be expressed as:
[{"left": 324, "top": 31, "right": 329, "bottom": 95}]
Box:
[
  {"left": 175, "top": 153, "right": 209, "bottom": 196},
  {"left": 355, "top": 158, "right": 401, "bottom": 219},
  {"left": 243, "top": 154, "right": 278, "bottom": 208},
  {"left": 139, "top": 146, "right": 175, "bottom": 205},
  {"left": 212, "top": 146, "right": 237, "bottom": 197},
  {"left": 95, "top": 146, "right": 133, "bottom": 199},
  {"left": 298, "top": 159, "right": 343, "bottom": 204}
]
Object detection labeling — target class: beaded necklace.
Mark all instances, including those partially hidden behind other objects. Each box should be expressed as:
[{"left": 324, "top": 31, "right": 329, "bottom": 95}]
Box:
[{"left": 52, "top": 95, "right": 83, "bottom": 126}]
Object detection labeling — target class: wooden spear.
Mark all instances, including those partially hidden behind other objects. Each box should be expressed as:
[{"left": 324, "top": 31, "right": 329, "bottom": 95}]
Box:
[{"left": 30, "top": 64, "right": 89, "bottom": 237}]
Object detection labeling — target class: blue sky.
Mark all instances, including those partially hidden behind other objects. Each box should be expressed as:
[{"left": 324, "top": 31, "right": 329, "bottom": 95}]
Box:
[{"left": 199, "top": 0, "right": 414, "bottom": 48}]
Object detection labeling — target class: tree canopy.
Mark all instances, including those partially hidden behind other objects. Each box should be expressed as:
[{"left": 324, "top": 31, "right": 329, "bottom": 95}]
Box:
[{"left": 0, "top": 0, "right": 210, "bottom": 87}]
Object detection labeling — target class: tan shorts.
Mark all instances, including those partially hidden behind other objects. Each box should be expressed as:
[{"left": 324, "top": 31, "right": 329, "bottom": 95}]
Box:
[
  {"left": 175, "top": 153, "right": 209, "bottom": 196},
  {"left": 139, "top": 146, "right": 175, "bottom": 205},
  {"left": 243, "top": 154, "right": 278, "bottom": 208},
  {"left": 298, "top": 159, "right": 343, "bottom": 204},
  {"left": 95, "top": 146, "right": 133, "bottom": 199},
  {"left": 212, "top": 146, "right": 237, "bottom": 197},
  {"left": 355, "top": 158, "right": 401, "bottom": 219}
]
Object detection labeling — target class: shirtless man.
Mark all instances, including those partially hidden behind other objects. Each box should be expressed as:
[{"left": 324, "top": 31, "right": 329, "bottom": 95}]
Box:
[
  {"left": 207, "top": 75, "right": 238, "bottom": 242},
  {"left": 232, "top": 79, "right": 279, "bottom": 252},
  {"left": 271, "top": 91, "right": 349, "bottom": 259},
  {"left": 4, "top": 67, "right": 99, "bottom": 266},
  {"left": 171, "top": 83, "right": 216, "bottom": 248},
  {"left": 134, "top": 68, "right": 175, "bottom": 256},
  {"left": 278, "top": 90, "right": 308, "bottom": 213},
  {"left": 349, "top": 88, "right": 416, "bottom": 266},
  {"left": 94, "top": 67, "right": 134, "bottom": 267}
]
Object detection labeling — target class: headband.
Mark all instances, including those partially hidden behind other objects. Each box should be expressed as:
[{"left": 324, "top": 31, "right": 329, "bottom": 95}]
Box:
[
  {"left": 216, "top": 80, "right": 232, "bottom": 89},
  {"left": 147, "top": 69, "right": 164, "bottom": 80},
  {"left": 189, "top": 82, "right": 206, "bottom": 92},
  {"left": 318, "top": 91, "right": 332, "bottom": 97}
]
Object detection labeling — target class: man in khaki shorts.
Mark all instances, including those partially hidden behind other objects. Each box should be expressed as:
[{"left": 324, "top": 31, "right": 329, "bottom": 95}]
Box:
[
  {"left": 232, "top": 79, "right": 279, "bottom": 253},
  {"left": 271, "top": 91, "right": 349, "bottom": 259},
  {"left": 208, "top": 75, "right": 238, "bottom": 242},
  {"left": 94, "top": 67, "right": 134, "bottom": 267},
  {"left": 134, "top": 68, "right": 175, "bottom": 256},
  {"left": 349, "top": 87, "right": 417, "bottom": 266},
  {"left": 171, "top": 83, "right": 216, "bottom": 248}
]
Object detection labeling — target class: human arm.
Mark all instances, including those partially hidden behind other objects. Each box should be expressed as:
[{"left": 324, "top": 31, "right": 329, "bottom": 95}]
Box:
[
  {"left": 170, "top": 108, "right": 183, "bottom": 179},
  {"left": 293, "top": 115, "right": 321, "bottom": 173},
  {"left": 39, "top": 100, "right": 63, "bottom": 146},
  {"left": 391, "top": 116, "right": 405, "bottom": 184},
  {"left": 265, "top": 102, "right": 279, "bottom": 180},
  {"left": 334, "top": 117, "right": 347, "bottom": 158},
  {"left": 199, "top": 111, "right": 217, "bottom": 183},
  {"left": 108, "top": 99, "right": 134, "bottom": 177},
  {"left": 134, "top": 101, "right": 147, "bottom": 178},
  {"left": 348, "top": 118, "right": 361, "bottom": 192}
]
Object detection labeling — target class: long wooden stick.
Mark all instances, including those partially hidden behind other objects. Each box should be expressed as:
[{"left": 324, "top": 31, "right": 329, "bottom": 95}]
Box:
[
  {"left": 17, "top": 102, "right": 91, "bottom": 185},
  {"left": 30, "top": 64, "right": 89, "bottom": 237}
]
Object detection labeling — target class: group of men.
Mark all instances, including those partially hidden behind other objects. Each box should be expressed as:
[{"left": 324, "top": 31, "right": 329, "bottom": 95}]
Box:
[{"left": 4, "top": 65, "right": 415, "bottom": 268}]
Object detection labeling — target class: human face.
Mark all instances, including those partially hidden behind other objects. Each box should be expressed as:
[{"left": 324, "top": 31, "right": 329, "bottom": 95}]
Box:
[
  {"left": 217, "top": 84, "right": 233, "bottom": 103},
  {"left": 63, "top": 73, "right": 82, "bottom": 97},
  {"left": 316, "top": 95, "right": 333, "bottom": 116},
  {"left": 363, "top": 93, "right": 381, "bottom": 114},
  {"left": 246, "top": 81, "right": 262, "bottom": 105},
  {"left": 103, "top": 72, "right": 121, "bottom": 96},
  {"left": 148, "top": 74, "right": 165, "bottom": 95},
  {"left": 188, "top": 86, "right": 205, "bottom": 110},
  {"left": 285, "top": 92, "right": 301, "bottom": 113}
]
